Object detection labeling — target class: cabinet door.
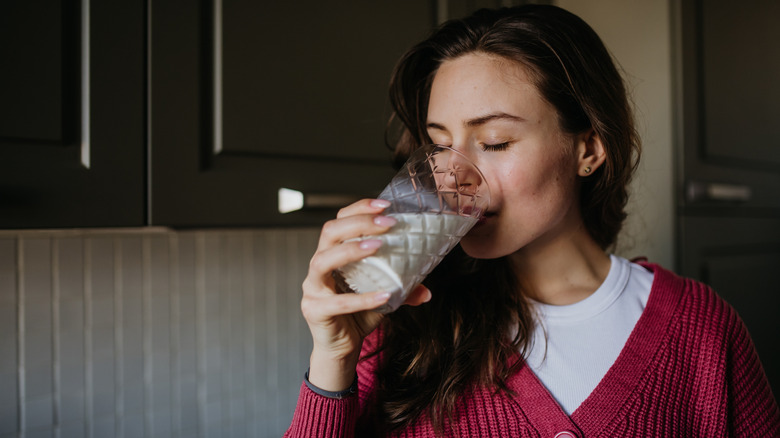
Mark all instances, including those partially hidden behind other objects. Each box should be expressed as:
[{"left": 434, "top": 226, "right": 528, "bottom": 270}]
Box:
[
  {"left": 676, "top": 0, "right": 780, "bottom": 394},
  {"left": 0, "top": 0, "right": 145, "bottom": 228},
  {"left": 150, "top": 0, "right": 436, "bottom": 227}
]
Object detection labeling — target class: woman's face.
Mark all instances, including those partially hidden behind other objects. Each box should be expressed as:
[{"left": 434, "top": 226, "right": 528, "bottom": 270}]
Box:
[{"left": 426, "top": 53, "right": 586, "bottom": 259}]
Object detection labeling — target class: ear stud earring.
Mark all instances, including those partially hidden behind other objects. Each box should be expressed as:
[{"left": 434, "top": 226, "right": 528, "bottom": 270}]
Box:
[{"left": 584, "top": 166, "right": 592, "bottom": 174}]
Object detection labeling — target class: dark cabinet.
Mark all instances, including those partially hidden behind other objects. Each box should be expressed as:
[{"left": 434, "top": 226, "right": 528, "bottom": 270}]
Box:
[
  {"left": 150, "top": 0, "right": 435, "bottom": 227},
  {"left": 2, "top": 0, "right": 522, "bottom": 229},
  {"left": 0, "top": 0, "right": 146, "bottom": 228}
]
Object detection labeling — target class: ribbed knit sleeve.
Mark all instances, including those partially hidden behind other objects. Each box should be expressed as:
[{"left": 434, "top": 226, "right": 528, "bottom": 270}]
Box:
[
  {"left": 284, "top": 382, "right": 360, "bottom": 438},
  {"left": 724, "top": 302, "right": 780, "bottom": 436}
]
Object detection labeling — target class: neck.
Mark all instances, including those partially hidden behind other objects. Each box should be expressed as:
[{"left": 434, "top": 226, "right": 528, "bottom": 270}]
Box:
[{"left": 509, "top": 227, "right": 610, "bottom": 305}]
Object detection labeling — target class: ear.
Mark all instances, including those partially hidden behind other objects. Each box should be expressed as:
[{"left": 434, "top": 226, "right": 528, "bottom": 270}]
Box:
[{"left": 576, "top": 129, "right": 606, "bottom": 177}]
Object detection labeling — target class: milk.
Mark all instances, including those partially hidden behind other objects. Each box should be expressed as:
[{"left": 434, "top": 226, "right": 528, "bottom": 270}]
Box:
[{"left": 339, "top": 212, "right": 477, "bottom": 313}]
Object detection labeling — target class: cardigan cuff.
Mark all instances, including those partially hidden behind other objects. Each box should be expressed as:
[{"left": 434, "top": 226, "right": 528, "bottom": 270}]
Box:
[
  {"left": 304, "top": 368, "right": 358, "bottom": 400},
  {"left": 287, "top": 380, "right": 360, "bottom": 437}
]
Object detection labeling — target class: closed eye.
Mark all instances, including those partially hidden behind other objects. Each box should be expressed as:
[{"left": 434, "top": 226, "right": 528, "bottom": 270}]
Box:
[{"left": 481, "top": 142, "right": 510, "bottom": 151}]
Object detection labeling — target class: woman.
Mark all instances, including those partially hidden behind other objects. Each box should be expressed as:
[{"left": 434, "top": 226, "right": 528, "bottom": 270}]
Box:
[{"left": 287, "top": 5, "right": 779, "bottom": 437}]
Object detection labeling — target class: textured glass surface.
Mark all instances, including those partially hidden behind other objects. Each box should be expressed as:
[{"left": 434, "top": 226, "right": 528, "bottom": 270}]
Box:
[{"left": 339, "top": 145, "right": 490, "bottom": 313}]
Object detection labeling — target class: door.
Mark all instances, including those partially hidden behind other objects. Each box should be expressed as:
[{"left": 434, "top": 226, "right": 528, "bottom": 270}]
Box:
[
  {"left": 149, "top": 0, "right": 436, "bottom": 227},
  {"left": 676, "top": 0, "right": 780, "bottom": 395},
  {"left": 0, "top": 0, "right": 145, "bottom": 228}
]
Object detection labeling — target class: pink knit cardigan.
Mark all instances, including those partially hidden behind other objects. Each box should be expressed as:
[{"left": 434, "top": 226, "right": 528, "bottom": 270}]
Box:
[{"left": 286, "top": 264, "right": 780, "bottom": 437}]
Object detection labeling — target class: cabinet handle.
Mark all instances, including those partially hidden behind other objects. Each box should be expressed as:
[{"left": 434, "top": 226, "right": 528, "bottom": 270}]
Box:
[
  {"left": 278, "top": 188, "right": 362, "bottom": 214},
  {"left": 686, "top": 181, "right": 752, "bottom": 203}
]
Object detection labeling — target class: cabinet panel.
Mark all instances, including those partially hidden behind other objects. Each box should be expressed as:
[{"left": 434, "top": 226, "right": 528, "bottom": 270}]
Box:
[
  {"left": 701, "top": 0, "right": 780, "bottom": 168},
  {"left": 0, "top": 0, "right": 145, "bottom": 228},
  {"left": 150, "top": 0, "right": 435, "bottom": 227},
  {"left": 0, "top": 0, "right": 72, "bottom": 142},
  {"left": 679, "top": 216, "right": 780, "bottom": 396},
  {"left": 222, "top": 2, "right": 433, "bottom": 161}
]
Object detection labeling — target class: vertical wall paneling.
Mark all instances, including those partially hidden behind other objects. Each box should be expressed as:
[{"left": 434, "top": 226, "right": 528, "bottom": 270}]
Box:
[
  {"left": 55, "top": 237, "right": 86, "bottom": 438},
  {"left": 261, "top": 231, "right": 280, "bottom": 433},
  {"left": 285, "top": 230, "right": 302, "bottom": 434},
  {"left": 148, "top": 235, "right": 173, "bottom": 437},
  {"left": 222, "top": 235, "right": 236, "bottom": 436},
  {"left": 227, "top": 233, "right": 246, "bottom": 437},
  {"left": 241, "top": 234, "right": 256, "bottom": 436},
  {"left": 172, "top": 233, "right": 199, "bottom": 437},
  {"left": 87, "top": 236, "right": 117, "bottom": 437},
  {"left": 3, "top": 228, "right": 319, "bottom": 437},
  {"left": 167, "top": 236, "right": 179, "bottom": 438},
  {"left": 118, "top": 236, "right": 144, "bottom": 438},
  {"left": 194, "top": 233, "right": 207, "bottom": 437},
  {"left": 252, "top": 233, "right": 273, "bottom": 436},
  {"left": 0, "top": 238, "right": 18, "bottom": 438},
  {"left": 201, "top": 233, "right": 222, "bottom": 437},
  {"left": 21, "top": 238, "right": 54, "bottom": 436},
  {"left": 283, "top": 232, "right": 297, "bottom": 426}
]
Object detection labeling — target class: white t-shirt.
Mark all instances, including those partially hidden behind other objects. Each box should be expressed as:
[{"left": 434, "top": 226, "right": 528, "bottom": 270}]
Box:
[{"left": 524, "top": 254, "right": 654, "bottom": 415}]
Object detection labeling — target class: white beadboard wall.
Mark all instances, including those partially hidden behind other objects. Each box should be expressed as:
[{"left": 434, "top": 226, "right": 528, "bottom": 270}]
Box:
[{"left": 0, "top": 227, "right": 319, "bottom": 438}]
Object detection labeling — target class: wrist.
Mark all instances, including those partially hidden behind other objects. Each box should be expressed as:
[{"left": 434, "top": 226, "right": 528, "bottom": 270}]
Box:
[{"left": 308, "top": 347, "right": 361, "bottom": 392}]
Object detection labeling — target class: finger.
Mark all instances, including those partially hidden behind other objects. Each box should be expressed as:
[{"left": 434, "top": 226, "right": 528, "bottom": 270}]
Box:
[
  {"left": 336, "top": 198, "right": 391, "bottom": 219},
  {"left": 318, "top": 213, "right": 397, "bottom": 249},
  {"left": 402, "top": 284, "right": 432, "bottom": 307},
  {"left": 302, "top": 290, "right": 392, "bottom": 322},
  {"left": 306, "top": 239, "right": 383, "bottom": 286}
]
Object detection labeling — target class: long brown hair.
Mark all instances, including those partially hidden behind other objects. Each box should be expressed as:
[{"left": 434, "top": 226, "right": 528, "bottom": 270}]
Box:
[{"left": 373, "top": 4, "right": 640, "bottom": 433}]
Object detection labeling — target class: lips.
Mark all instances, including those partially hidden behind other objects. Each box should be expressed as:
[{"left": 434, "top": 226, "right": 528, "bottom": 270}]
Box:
[{"left": 476, "top": 211, "right": 496, "bottom": 225}]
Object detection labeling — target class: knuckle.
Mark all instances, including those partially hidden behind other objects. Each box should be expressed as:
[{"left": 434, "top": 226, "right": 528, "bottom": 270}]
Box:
[
  {"left": 332, "top": 294, "right": 352, "bottom": 312},
  {"left": 308, "top": 254, "right": 327, "bottom": 273},
  {"left": 300, "top": 296, "right": 315, "bottom": 319},
  {"left": 321, "top": 219, "right": 337, "bottom": 235},
  {"left": 301, "top": 275, "right": 314, "bottom": 292}
]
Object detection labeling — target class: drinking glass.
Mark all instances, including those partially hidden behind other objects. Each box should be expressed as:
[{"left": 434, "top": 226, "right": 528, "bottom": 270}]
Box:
[{"left": 338, "top": 144, "right": 490, "bottom": 313}]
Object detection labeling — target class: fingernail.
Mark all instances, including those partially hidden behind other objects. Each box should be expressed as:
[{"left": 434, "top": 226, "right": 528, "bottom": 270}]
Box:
[
  {"left": 374, "top": 291, "right": 391, "bottom": 302},
  {"left": 359, "top": 239, "right": 382, "bottom": 250},
  {"left": 373, "top": 215, "right": 397, "bottom": 227},
  {"left": 370, "top": 199, "right": 391, "bottom": 209}
]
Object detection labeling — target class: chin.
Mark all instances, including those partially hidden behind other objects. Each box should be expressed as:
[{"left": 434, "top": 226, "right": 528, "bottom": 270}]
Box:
[{"left": 459, "top": 235, "right": 509, "bottom": 260}]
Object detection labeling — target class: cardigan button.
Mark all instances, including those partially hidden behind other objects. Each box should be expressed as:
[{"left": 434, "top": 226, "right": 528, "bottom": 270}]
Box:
[{"left": 554, "top": 432, "right": 576, "bottom": 438}]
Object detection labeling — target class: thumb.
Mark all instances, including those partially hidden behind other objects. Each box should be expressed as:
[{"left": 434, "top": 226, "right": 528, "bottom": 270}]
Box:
[{"left": 403, "top": 284, "right": 432, "bottom": 307}]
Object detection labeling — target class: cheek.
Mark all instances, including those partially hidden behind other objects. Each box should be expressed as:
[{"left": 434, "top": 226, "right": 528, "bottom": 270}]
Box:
[
  {"left": 489, "top": 160, "right": 533, "bottom": 194},
  {"left": 499, "top": 163, "right": 579, "bottom": 216},
  {"left": 483, "top": 145, "right": 577, "bottom": 203},
  {"left": 498, "top": 166, "right": 553, "bottom": 199}
]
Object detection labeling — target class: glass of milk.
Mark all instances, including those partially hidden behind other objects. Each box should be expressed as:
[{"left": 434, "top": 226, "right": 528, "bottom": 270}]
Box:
[{"left": 338, "top": 144, "right": 490, "bottom": 313}]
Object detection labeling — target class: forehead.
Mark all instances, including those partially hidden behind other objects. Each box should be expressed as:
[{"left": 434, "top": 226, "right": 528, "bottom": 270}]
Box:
[{"left": 428, "top": 53, "right": 550, "bottom": 122}]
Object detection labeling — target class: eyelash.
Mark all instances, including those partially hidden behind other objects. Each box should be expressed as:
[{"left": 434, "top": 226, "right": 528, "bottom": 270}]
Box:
[{"left": 481, "top": 142, "right": 510, "bottom": 152}]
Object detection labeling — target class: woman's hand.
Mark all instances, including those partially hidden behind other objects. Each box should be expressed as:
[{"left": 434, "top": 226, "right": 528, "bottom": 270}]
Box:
[{"left": 301, "top": 199, "right": 431, "bottom": 392}]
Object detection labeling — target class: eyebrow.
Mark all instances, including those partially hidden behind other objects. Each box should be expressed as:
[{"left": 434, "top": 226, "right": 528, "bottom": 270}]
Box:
[{"left": 426, "top": 112, "right": 526, "bottom": 131}]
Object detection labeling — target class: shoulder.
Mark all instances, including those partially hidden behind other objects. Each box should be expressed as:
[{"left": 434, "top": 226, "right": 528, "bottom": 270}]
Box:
[{"left": 639, "top": 262, "right": 743, "bottom": 345}]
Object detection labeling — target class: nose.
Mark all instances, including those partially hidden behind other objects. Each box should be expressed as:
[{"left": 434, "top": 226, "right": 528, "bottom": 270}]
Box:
[
  {"left": 443, "top": 151, "right": 480, "bottom": 192},
  {"left": 430, "top": 147, "right": 489, "bottom": 216}
]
